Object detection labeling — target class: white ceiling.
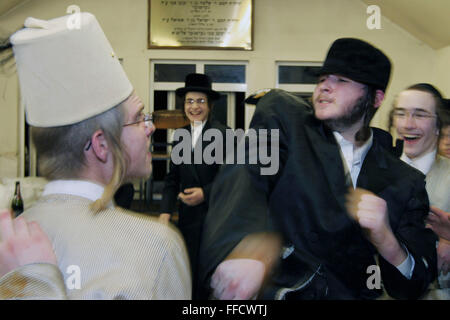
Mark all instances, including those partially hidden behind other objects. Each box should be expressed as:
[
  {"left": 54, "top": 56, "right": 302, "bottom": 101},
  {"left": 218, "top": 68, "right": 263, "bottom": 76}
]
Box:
[
  {"left": 2, "top": 0, "right": 450, "bottom": 49},
  {"left": 361, "top": 0, "right": 450, "bottom": 49}
]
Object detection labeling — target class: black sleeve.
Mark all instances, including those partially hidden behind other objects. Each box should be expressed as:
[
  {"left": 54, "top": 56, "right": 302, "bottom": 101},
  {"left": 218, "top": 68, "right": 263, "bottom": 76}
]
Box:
[
  {"left": 379, "top": 177, "right": 438, "bottom": 299},
  {"left": 197, "top": 90, "right": 297, "bottom": 298},
  {"left": 201, "top": 122, "right": 230, "bottom": 204},
  {"left": 201, "top": 181, "right": 213, "bottom": 203},
  {"left": 160, "top": 150, "right": 181, "bottom": 214}
]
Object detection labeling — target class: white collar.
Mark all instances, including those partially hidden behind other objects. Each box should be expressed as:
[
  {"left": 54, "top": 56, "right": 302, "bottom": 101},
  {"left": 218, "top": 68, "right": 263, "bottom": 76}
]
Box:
[
  {"left": 190, "top": 120, "right": 206, "bottom": 131},
  {"left": 42, "top": 180, "right": 106, "bottom": 202},
  {"left": 191, "top": 120, "right": 207, "bottom": 148},
  {"left": 333, "top": 130, "right": 373, "bottom": 167},
  {"left": 400, "top": 149, "right": 437, "bottom": 175},
  {"left": 333, "top": 130, "right": 373, "bottom": 188}
]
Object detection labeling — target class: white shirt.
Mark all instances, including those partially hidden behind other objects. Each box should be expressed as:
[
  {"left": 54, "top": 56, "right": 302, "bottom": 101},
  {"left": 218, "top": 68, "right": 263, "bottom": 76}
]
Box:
[
  {"left": 334, "top": 130, "right": 415, "bottom": 280},
  {"left": 400, "top": 149, "right": 437, "bottom": 175},
  {"left": 191, "top": 120, "right": 206, "bottom": 149},
  {"left": 42, "top": 180, "right": 114, "bottom": 208},
  {"left": 333, "top": 131, "right": 373, "bottom": 188}
]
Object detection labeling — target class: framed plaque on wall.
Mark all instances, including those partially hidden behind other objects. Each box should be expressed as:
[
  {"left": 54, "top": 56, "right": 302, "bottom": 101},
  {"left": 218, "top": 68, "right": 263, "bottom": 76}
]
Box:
[{"left": 148, "top": 0, "right": 253, "bottom": 50}]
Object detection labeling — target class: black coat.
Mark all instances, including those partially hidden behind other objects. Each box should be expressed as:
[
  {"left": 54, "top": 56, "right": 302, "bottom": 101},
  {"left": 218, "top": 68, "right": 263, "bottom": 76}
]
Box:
[
  {"left": 161, "top": 119, "right": 229, "bottom": 297},
  {"left": 198, "top": 89, "right": 437, "bottom": 300}
]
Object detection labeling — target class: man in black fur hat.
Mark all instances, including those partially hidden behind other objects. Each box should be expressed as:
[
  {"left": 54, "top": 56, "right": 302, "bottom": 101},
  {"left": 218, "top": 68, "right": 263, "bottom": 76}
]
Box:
[
  {"left": 159, "top": 73, "right": 229, "bottom": 299},
  {"left": 198, "top": 38, "right": 437, "bottom": 299}
]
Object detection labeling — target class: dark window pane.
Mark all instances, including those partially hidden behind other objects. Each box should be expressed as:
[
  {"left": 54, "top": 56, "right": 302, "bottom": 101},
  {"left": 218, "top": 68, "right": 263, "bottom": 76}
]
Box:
[
  {"left": 278, "top": 66, "right": 321, "bottom": 84},
  {"left": 154, "top": 64, "right": 195, "bottom": 82},
  {"left": 152, "top": 91, "right": 169, "bottom": 181},
  {"left": 175, "top": 93, "right": 185, "bottom": 111},
  {"left": 235, "top": 92, "right": 245, "bottom": 130},
  {"left": 205, "top": 65, "right": 245, "bottom": 83},
  {"left": 211, "top": 94, "right": 227, "bottom": 126}
]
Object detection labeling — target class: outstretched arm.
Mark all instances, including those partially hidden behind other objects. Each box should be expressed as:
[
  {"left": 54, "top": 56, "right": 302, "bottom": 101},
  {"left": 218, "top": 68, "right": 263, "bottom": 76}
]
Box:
[{"left": 210, "top": 232, "right": 281, "bottom": 300}]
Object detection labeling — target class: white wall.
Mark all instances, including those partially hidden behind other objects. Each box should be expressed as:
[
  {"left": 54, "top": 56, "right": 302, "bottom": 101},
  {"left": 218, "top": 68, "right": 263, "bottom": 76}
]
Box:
[
  {"left": 435, "top": 45, "right": 450, "bottom": 95},
  {"left": 0, "top": 0, "right": 443, "bottom": 177},
  {"left": 0, "top": 67, "right": 19, "bottom": 177}
]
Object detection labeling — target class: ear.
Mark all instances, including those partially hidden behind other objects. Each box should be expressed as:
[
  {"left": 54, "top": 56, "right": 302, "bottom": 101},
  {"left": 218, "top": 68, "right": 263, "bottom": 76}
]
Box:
[
  {"left": 90, "top": 129, "right": 109, "bottom": 163},
  {"left": 374, "top": 90, "right": 385, "bottom": 109}
]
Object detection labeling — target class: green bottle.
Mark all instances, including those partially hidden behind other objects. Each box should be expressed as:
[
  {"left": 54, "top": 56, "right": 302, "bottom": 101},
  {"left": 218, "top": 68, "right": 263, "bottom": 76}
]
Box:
[{"left": 11, "top": 181, "right": 24, "bottom": 217}]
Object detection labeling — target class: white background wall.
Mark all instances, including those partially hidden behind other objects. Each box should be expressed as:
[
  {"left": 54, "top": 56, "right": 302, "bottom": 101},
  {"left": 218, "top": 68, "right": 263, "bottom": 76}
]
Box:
[
  {"left": 435, "top": 45, "right": 450, "bottom": 94},
  {"left": 0, "top": 0, "right": 449, "bottom": 177}
]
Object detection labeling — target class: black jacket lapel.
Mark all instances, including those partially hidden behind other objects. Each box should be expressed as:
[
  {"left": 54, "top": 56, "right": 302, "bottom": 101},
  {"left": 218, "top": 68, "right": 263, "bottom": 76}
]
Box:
[
  {"left": 304, "top": 119, "right": 348, "bottom": 212},
  {"left": 356, "top": 138, "right": 391, "bottom": 193}
]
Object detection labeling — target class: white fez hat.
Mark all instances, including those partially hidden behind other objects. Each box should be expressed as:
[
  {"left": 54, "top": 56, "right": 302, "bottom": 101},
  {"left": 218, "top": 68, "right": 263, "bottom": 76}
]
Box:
[{"left": 10, "top": 12, "right": 133, "bottom": 127}]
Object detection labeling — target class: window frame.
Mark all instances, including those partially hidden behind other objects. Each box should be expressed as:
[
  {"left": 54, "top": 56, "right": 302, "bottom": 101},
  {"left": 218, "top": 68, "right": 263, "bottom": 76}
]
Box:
[
  {"left": 150, "top": 59, "right": 248, "bottom": 130},
  {"left": 275, "top": 61, "right": 322, "bottom": 94}
]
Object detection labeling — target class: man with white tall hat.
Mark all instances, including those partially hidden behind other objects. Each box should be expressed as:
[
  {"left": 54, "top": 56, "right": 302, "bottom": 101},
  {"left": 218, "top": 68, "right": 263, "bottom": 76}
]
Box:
[{"left": 0, "top": 12, "right": 191, "bottom": 299}]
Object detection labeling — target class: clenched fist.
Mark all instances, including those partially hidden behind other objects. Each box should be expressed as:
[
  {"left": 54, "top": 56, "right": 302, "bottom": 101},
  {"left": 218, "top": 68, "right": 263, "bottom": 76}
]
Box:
[{"left": 346, "top": 188, "right": 407, "bottom": 266}]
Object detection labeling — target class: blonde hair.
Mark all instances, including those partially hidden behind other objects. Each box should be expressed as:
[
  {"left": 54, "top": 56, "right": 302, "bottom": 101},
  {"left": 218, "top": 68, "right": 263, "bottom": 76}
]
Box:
[{"left": 32, "top": 103, "right": 129, "bottom": 212}]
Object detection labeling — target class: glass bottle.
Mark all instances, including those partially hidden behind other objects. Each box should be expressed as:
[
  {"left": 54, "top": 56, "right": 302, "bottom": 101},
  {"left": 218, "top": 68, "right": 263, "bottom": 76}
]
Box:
[{"left": 11, "top": 181, "right": 24, "bottom": 217}]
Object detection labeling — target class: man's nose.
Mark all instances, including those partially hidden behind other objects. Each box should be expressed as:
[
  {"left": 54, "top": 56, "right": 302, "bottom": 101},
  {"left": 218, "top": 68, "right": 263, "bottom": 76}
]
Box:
[
  {"left": 145, "top": 121, "right": 155, "bottom": 137},
  {"left": 403, "top": 114, "right": 417, "bottom": 128},
  {"left": 191, "top": 102, "right": 203, "bottom": 108},
  {"left": 318, "top": 78, "right": 333, "bottom": 92}
]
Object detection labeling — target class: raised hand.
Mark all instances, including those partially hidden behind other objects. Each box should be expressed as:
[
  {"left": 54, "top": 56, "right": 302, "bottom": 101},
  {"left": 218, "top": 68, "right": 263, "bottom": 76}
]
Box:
[{"left": 346, "top": 188, "right": 407, "bottom": 266}]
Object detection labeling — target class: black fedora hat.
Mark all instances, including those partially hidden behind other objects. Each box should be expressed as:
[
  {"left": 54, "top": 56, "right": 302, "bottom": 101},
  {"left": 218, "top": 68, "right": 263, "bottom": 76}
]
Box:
[
  {"left": 175, "top": 73, "right": 221, "bottom": 100},
  {"left": 319, "top": 38, "right": 391, "bottom": 92},
  {"left": 443, "top": 98, "right": 450, "bottom": 111}
]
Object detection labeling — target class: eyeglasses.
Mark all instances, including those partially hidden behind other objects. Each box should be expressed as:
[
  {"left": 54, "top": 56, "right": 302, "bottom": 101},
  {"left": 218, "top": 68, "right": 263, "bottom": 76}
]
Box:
[
  {"left": 185, "top": 98, "right": 207, "bottom": 105},
  {"left": 123, "top": 113, "right": 153, "bottom": 127},
  {"left": 393, "top": 109, "right": 436, "bottom": 121},
  {"left": 85, "top": 113, "right": 153, "bottom": 151}
]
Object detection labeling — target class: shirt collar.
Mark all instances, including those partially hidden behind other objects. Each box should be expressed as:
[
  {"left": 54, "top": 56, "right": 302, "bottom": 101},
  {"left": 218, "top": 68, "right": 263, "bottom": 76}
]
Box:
[
  {"left": 400, "top": 149, "right": 437, "bottom": 175},
  {"left": 42, "top": 180, "right": 107, "bottom": 202},
  {"left": 191, "top": 120, "right": 207, "bottom": 148},
  {"left": 190, "top": 120, "right": 206, "bottom": 131},
  {"left": 333, "top": 130, "right": 373, "bottom": 167}
]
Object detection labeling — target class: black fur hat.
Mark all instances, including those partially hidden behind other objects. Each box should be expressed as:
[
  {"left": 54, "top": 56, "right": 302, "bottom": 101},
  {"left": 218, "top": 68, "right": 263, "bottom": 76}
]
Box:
[
  {"left": 319, "top": 38, "right": 391, "bottom": 92},
  {"left": 175, "top": 73, "right": 221, "bottom": 100}
]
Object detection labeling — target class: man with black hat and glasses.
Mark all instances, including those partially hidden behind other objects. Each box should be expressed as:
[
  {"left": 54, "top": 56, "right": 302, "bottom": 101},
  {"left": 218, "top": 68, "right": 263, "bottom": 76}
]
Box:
[
  {"left": 159, "top": 73, "right": 229, "bottom": 299},
  {"left": 198, "top": 38, "right": 437, "bottom": 299}
]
